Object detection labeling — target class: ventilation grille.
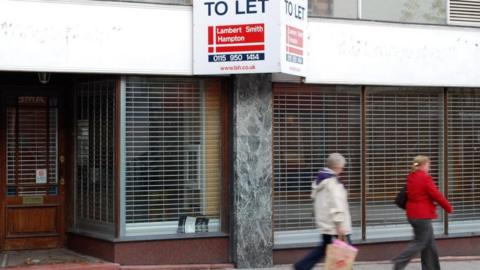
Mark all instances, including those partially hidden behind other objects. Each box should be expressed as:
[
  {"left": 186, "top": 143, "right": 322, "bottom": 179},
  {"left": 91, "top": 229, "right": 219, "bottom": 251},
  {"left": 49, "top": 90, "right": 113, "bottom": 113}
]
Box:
[{"left": 449, "top": 0, "right": 480, "bottom": 25}]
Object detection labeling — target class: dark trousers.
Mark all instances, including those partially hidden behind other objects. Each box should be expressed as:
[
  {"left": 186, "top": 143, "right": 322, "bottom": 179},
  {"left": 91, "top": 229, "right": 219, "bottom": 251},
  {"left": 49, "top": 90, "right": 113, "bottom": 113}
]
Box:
[
  {"left": 294, "top": 234, "right": 352, "bottom": 270},
  {"left": 392, "top": 219, "right": 441, "bottom": 270}
]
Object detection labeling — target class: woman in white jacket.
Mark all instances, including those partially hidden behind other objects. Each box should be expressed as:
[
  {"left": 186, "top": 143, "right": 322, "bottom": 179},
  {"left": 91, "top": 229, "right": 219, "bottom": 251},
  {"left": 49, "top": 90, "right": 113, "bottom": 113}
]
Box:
[{"left": 294, "top": 153, "right": 353, "bottom": 270}]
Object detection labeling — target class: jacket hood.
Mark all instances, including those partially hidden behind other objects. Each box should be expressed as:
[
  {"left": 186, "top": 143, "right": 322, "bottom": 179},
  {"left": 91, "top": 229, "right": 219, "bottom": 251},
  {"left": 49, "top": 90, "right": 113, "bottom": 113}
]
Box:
[{"left": 315, "top": 168, "right": 337, "bottom": 185}]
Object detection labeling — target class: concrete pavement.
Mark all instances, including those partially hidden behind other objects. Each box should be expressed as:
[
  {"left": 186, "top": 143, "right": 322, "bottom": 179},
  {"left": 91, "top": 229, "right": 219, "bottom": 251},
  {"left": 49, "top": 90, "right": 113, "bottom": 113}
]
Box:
[
  {"left": 244, "top": 258, "right": 480, "bottom": 270},
  {"left": 2, "top": 249, "right": 478, "bottom": 269}
]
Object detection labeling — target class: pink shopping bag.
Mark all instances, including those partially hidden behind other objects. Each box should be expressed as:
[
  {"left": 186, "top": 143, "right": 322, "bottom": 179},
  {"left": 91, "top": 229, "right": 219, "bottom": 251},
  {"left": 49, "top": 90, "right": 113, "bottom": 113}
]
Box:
[{"left": 324, "top": 239, "right": 358, "bottom": 270}]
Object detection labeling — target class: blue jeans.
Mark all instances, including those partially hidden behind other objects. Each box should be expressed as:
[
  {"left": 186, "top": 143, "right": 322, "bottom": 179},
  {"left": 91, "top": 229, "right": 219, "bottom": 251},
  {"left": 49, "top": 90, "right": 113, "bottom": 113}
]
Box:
[{"left": 294, "top": 234, "right": 353, "bottom": 270}]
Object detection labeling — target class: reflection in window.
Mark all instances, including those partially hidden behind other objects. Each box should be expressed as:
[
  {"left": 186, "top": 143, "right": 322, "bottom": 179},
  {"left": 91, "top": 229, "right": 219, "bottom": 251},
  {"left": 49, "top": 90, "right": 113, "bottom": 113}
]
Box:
[
  {"left": 362, "top": 0, "right": 446, "bottom": 24},
  {"left": 309, "top": 0, "right": 358, "bottom": 18}
]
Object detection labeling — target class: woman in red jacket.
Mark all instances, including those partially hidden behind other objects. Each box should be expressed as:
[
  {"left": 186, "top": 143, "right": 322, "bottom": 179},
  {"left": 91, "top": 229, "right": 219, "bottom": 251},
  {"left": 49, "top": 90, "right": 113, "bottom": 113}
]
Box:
[{"left": 392, "top": 155, "right": 453, "bottom": 270}]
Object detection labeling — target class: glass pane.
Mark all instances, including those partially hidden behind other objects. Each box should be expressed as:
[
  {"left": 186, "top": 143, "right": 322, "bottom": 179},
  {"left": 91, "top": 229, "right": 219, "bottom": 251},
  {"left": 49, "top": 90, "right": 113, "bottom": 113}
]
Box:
[
  {"left": 309, "top": 0, "right": 358, "bottom": 18},
  {"left": 75, "top": 81, "right": 116, "bottom": 228},
  {"left": 362, "top": 0, "right": 447, "bottom": 24},
  {"left": 365, "top": 87, "right": 444, "bottom": 239},
  {"left": 273, "top": 85, "right": 362, "bottom": 245},
  {"left": 6, "top": 97, "right": 59, "bottom": 197},
  {"left": 124, "top": 77, "right": 223, "bottom": 236},
  {"left": 448, "top": 88, "right": 480, "bottom": 234}
]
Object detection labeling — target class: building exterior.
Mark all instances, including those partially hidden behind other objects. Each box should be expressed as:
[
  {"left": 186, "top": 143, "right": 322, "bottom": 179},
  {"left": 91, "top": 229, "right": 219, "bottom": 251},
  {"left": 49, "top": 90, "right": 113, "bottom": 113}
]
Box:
[{"left": 0, "top": 0, "right": 480, "bottom": 268}]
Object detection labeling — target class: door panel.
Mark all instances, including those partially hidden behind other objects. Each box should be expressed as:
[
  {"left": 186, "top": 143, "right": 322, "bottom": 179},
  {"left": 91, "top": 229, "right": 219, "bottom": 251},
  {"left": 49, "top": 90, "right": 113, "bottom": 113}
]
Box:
[
  {"left": 2, "top": 94, "right": 65, "bottom": 250},
  {"left": 7, "top": 206, "right": 57, "bottom": 235}
]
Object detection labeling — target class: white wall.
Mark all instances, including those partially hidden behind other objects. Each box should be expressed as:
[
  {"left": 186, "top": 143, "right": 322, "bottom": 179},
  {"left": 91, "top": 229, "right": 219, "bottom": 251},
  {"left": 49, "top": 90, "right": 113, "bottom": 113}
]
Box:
[
  {"left": 0, "top": 0, "right": 193, "bottom": 75},
  {"left": 306, "top": 18, "right": 480, "bottom": 87},
  {"left": 1, "top": 1, "right": 480, "bottom": 87}
]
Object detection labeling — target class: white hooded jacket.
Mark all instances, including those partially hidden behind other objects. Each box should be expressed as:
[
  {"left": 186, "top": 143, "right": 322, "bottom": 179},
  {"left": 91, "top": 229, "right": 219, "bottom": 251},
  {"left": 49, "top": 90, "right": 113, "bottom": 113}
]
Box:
[{"left": 311, "top": 168, "right": 352, "bottom": 235}]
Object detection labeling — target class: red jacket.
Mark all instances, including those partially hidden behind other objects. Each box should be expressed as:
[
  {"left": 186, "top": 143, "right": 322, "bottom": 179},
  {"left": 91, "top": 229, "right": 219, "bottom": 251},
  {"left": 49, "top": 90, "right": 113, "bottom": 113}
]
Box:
[{"left": 406, "top": 170, "right": 453, "bottom": 219}]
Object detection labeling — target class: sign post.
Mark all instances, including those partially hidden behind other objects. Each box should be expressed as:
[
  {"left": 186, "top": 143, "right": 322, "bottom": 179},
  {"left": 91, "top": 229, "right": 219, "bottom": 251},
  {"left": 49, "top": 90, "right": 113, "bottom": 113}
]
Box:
[{"left": 193, "top": 0, "right": 307, "bottom": 76}]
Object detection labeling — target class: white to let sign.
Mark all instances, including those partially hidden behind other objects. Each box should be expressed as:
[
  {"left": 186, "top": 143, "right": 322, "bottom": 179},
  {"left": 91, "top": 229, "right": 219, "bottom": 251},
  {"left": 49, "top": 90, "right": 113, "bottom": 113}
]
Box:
[
  {"left": 280, "top": 0, "right": 307, "bottom": 76},
  {"left": 36, "top": 169, "right": 47, "bottom": 184},
  {"left": 193, "top": 0, "right": 307, "bottom": 76}
]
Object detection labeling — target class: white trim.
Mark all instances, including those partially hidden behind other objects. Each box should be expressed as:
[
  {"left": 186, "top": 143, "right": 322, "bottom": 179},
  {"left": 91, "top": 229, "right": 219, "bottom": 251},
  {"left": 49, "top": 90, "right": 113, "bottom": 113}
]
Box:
[
  {"left": 447, "top": 0, "right": 452, "bottom": 24},
  {"left": 357, "top": 0, "right": 362, "bottom": 19}
]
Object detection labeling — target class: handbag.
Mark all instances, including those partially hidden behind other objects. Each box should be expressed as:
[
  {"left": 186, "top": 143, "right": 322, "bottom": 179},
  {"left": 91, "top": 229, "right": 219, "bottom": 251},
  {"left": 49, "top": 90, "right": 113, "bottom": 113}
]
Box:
[
  {"left": 394, "top": 184, "right": 407, "bottom": 209},
  {"left": 324, "top": 239, "right": 358, "bottom": 270}
]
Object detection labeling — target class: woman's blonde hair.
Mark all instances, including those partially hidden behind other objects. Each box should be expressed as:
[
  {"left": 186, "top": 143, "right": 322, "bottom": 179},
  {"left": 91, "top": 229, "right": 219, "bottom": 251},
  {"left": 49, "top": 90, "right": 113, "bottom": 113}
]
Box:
[{"left": 411, "top": 155, "right": 430, "bottom": 172}]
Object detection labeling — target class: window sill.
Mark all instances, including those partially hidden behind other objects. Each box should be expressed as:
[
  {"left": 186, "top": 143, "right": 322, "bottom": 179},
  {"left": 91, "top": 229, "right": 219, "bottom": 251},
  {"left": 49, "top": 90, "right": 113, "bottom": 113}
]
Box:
[
  {"left": 116, "top": 231, "right": 229, "bottom": 242},
  {"left": 69, "top": 230, "right": 229, "bottom": 242}
]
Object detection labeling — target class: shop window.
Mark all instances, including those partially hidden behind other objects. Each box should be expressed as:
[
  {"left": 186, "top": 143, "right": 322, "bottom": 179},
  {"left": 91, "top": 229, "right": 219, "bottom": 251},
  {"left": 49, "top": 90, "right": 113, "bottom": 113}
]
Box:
[
  {"left": 448, "top": 88, "right": 480, "bottom": 234},
  {"left": 273, "top": 85, "right": 480, "bottom": 244},
  {"left": 365, "top": 87, "right": 444, "bottom": 239},
  {"left": 124, "top": 77, "right": 223, "bottom": 237},
  {"left": 273, "top": 85, "right": 362, "bottom": 245},
  {"left": 309, "top": 0, "right": 358, "bottom": 18},
  {"left": 74, "top": 81, "right": 116, "bottom": 235},
  {"left": 362, "top": 0, "right": 447, "bottom": 24}
]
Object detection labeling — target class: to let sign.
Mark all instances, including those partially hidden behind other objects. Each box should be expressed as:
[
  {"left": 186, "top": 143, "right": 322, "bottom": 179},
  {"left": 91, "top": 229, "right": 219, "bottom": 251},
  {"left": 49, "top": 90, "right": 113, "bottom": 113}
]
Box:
[{"left": 193, "top": 0, "right": 307, "bottom": 76}]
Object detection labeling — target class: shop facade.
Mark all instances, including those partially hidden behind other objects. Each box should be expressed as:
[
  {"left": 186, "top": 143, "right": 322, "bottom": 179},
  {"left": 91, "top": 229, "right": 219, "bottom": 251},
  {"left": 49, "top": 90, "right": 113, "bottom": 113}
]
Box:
[{"left": 0, "top": 0, "right": 480, "bottom": 268}]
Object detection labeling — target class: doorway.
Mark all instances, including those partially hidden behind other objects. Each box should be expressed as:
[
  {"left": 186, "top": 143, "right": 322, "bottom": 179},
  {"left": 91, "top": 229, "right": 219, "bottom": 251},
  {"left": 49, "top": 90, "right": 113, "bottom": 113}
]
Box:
[{"left": 1, "top": 90, "right": 66, "bottom": 250}]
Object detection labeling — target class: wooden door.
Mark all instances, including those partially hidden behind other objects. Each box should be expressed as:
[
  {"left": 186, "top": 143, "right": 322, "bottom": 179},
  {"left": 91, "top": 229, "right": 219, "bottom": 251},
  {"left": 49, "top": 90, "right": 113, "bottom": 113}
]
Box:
[{"left": 1, "top": 94, "right": 65, "bottom": 250}]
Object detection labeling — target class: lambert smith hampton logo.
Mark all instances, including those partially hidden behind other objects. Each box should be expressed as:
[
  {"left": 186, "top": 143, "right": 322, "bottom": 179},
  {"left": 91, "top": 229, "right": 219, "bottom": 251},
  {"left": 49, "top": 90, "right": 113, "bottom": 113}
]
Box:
[{"left": 207, "top": 23, "right": 265, "bottom": 63}]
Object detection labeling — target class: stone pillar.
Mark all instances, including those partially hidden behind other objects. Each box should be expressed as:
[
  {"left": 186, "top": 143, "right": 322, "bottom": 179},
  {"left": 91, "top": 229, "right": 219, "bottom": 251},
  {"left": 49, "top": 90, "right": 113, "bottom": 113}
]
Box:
[{"left": 232, "top": 74, "right": 273, "bottom": 268}]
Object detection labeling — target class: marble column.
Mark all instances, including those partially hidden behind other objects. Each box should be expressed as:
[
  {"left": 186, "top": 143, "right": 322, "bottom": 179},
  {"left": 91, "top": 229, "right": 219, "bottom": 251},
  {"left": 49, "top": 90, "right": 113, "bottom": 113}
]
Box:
[{"left": 232, "top": 74, "right": 273, "bottom": 268}]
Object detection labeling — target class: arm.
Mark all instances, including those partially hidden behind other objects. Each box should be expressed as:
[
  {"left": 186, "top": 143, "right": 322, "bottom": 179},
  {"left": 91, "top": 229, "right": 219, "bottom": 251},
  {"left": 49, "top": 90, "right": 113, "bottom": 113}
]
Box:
[
  {"left": 425, "top": 175, "right": 453, "bottom": 213},
  {"left": 326, "top": 179, "right": 347, "bottom": 227}
]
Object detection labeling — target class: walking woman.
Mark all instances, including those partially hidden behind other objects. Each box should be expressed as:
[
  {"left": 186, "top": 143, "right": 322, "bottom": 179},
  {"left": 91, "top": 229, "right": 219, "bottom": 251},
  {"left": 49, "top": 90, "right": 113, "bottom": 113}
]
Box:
[
  {"left": 392, "top": 155, "right": 453, "bottom": 270},
  {"left": 294, "top": 153, "right": 352, "bottom": 270}
]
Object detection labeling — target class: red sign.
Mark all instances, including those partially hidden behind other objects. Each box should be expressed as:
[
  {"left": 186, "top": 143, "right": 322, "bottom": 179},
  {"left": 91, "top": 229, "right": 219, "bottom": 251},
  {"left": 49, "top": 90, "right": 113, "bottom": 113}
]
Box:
[
  {"left": 286, "top": 25, "right": 303, "bottom": 56},
  {"left": 208, "top": 23, "right": 265, "bottom": 54}
]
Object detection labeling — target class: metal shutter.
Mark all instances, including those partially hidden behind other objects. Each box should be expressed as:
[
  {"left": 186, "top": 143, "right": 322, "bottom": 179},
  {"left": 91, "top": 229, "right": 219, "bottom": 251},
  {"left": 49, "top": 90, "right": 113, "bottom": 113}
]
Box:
[
  {"left": 7, "top": 98, "right": 58, "bottom": 196},
  {"left": 449, "top": 0, "right": 480, "bottom": 25},
  {"left": 75, "top": 81, "right": 116, "bottom": 229},
  {"left": 273, "top": 85, "right": 362, "bottom": 234},
  {"left": 365, "top": 87, "right": 444, "bottom": 228},
  {"left": 125, "top": 77, "right": 222, "bottom": 235},
  {"left": 448, "top": 88, "right": 480, "bottom": 233}
]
